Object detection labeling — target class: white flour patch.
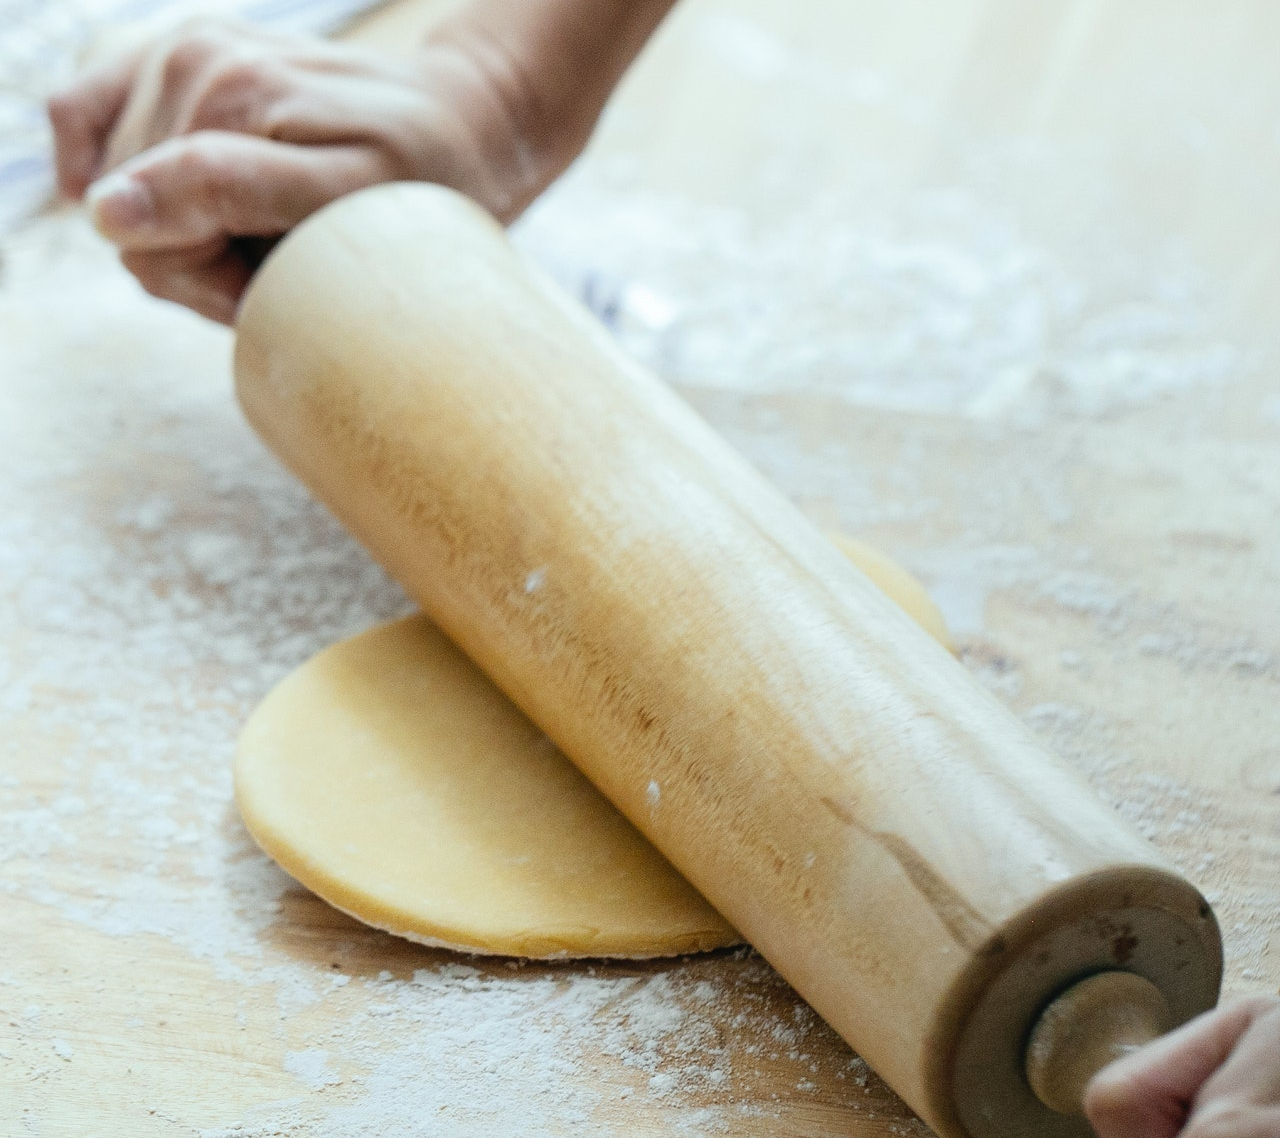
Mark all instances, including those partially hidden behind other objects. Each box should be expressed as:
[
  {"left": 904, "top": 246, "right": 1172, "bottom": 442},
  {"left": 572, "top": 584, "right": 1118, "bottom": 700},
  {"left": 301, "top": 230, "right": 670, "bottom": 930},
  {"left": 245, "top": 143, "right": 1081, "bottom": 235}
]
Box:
[
  {"left": 284, "top": 1048, "right": 342, "bottom": 1090},
  {"left": 516, "top": 169, "right": 1236, "bottom": 421}
]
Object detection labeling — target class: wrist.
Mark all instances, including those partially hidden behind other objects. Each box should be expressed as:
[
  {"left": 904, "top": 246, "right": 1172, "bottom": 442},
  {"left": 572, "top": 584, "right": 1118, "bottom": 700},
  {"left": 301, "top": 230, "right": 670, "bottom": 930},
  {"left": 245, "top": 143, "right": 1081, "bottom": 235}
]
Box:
[
  {"left": 417, "top": 0, "right": 678, "bottom": 221},
  {"left": 415, "top": 24, "right": 581, "bottom": 222}
]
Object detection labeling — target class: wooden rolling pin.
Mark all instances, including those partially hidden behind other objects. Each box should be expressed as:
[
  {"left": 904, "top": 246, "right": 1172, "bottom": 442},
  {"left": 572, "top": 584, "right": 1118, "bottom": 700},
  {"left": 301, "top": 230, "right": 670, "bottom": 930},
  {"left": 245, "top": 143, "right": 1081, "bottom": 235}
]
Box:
[{"left": 233, "top": 183, "right": 1222, "bottom": 1138}]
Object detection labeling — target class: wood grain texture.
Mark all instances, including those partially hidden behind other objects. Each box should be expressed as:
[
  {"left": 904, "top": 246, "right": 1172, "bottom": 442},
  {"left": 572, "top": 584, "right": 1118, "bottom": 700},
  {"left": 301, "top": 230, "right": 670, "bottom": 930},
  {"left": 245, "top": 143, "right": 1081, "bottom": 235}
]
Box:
[
  {"left": 234, "top": 180, "right": 1219, "bottom": 1138},
  {"left": 2, "top": 0, "right": 1278, "bottom": 1135}
]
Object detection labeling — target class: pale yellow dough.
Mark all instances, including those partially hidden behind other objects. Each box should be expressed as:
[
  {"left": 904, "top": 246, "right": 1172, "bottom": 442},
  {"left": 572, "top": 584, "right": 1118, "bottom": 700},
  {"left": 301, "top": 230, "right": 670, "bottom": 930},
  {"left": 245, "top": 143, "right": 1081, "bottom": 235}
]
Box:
[{"left": 235, "top": 539, "right": 950, "bottom": 959}]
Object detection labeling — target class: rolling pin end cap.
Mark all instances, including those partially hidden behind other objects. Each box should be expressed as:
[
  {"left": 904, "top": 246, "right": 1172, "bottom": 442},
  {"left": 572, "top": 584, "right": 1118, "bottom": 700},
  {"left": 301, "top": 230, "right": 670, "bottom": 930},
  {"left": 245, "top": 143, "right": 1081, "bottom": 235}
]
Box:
[{"left": 1024, "top": 971, "right": 1173, "bottom": 1117}]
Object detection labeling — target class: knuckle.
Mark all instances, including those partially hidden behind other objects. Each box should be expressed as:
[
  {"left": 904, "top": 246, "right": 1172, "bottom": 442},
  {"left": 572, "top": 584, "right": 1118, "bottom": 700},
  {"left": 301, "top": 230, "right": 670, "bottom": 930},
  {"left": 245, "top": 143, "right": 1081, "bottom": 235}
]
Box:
[
  {"left": 190, "top": 49, "right": 287, "bottom": 135},
  {"left": 157, "top": 18, "right": 247, "bottom": 87},
  {"left": 203, "top": 54, "right": 280, "bottom": 113},
  {"left": 160, "top": 35, "right": 218, "bottom": 87},
  {"left": 198, "top": 137, "right": 241, "bottom": 190},
  {"left": 178, "top": 135, "right": 244, "bottom": 218},
  {"left": 255, "top": 95, "right": 295, "bottom": 139},
  {"left": 208, "top": 55, "right": 267, "bottom": 92},
  {"left": 175, "top": 140, "right": 219, "bottom": 189},
  {"left": 166, "top": 136, "right": 213, "bottom": 182}
]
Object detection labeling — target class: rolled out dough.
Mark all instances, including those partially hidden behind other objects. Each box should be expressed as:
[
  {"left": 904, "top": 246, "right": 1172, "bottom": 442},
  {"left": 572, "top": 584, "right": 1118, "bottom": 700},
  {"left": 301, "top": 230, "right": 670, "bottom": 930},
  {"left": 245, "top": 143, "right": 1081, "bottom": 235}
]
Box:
[{"left": 235, "top": 539, "right": 951, "bottom": 959}]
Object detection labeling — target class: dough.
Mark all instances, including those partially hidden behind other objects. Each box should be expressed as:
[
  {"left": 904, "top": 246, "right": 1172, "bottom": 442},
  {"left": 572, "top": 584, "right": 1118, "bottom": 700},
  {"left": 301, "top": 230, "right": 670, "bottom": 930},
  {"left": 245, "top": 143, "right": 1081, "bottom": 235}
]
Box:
[
  {"left": 826, "top": 534, "right": 953, "bottom": 653},
  {"left": 235, "top": 539, "right": 950, "bottom": 959}
]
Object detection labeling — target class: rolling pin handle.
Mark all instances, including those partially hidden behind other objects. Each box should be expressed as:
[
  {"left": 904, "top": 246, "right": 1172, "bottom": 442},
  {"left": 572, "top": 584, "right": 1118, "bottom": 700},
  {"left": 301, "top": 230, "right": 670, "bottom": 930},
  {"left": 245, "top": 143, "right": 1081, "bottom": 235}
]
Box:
[{"left": 1024, "top": 971, "right": 1173, "bottom": 1117}]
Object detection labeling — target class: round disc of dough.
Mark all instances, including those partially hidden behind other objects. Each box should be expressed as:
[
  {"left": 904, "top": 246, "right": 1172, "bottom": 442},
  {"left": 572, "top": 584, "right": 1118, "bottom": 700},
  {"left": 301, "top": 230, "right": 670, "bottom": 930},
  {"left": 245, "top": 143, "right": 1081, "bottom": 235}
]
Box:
[
  {"left": 235, "top": 540, "right": 950, "bottom": 959},
  {"left": 237, "top": 614, "right": 735, "bottom": 958}
]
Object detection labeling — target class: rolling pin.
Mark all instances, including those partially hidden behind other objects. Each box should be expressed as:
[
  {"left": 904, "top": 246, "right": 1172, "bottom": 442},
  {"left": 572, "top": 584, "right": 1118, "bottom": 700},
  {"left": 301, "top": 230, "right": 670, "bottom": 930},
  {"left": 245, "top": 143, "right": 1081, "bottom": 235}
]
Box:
[{"left": 233, "top": 182, "right": 1221, "bottom": 1138}]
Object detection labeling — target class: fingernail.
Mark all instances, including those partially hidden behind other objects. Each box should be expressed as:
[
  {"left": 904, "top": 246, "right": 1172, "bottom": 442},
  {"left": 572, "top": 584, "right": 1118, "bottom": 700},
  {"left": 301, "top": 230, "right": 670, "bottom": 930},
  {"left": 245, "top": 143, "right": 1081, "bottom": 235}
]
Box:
[{"left": 85, "top": 172, "right": 155, "bottom": 234}]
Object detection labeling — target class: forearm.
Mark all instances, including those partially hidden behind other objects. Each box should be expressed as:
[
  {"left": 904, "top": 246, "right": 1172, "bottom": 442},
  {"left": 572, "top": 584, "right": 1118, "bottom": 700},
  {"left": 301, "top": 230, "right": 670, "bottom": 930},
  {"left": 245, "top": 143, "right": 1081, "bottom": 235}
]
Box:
[{"left": 424, "top": 0, "right": 678, "bottom": 206}]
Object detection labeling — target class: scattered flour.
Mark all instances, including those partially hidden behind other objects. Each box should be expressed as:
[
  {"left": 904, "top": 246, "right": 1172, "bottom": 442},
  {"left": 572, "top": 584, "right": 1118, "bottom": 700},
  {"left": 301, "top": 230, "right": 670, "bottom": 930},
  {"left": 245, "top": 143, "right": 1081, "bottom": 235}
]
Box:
[
  {"left": 284, "top": 1048, "right": 342, "bottom": 1090},
  {"left": 1, "top": 17, "right": 1275, "bottom": 1128},
  {"left": 0, "top": 214, "right": 904, "bottom": 1137},
  {"left": 516, "top": 165, "right": 1237, "bottom": 421}
]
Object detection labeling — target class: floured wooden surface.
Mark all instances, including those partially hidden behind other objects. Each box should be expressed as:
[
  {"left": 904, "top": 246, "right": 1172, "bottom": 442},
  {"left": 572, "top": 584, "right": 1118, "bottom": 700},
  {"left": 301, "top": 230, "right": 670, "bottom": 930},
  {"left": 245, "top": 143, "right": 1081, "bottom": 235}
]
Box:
[{"left": 1, "top": 0, "right": 1277, "bottom": 1134}]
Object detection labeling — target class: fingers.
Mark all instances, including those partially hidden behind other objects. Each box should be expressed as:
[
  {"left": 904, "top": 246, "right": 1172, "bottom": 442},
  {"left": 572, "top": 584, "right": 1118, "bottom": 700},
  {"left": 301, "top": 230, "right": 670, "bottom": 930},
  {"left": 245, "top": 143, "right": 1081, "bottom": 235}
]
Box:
[
  {"left": 120, "top": 237, "right": 250, "bottom": 326},
  {"left": 1183, "top": 998, "right": 1280, "bottom": 1138},
  {"left": 1085, "top": 997, "right": 1280, "bottom": 1138},
  {"left": 87, "top": 132, "right": 393, "bottom": 324},
  {"left": 98, "top": 20, "right": 284, "bottom": 178},
  {"left": 47, "top": 50, "right": 142, "bottom": 199},
  {"left": 86, "top": 131, "right": 393, "bottom": 249},
  {"left": 48, "top": 17, "right": 282, "bottom": 199},
  {"left": 47, "top": 13, "right": 527, "bottom": 325},
  {"left": 1085, "top": 1013, "right": 1232, "bottom": 1138}
]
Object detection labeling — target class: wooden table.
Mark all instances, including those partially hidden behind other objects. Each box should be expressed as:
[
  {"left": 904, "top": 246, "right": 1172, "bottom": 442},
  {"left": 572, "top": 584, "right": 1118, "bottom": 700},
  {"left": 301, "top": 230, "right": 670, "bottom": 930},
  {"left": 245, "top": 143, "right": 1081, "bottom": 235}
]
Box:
[{"left": 2, "top": 1, "right": 1277, "bottom": 1134}]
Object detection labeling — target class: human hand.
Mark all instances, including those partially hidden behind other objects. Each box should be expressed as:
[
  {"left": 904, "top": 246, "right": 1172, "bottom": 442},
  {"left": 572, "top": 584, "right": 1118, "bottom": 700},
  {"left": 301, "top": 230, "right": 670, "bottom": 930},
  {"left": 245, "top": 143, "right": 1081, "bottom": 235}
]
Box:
[
  {"left": 47, "top": 17, "right": 544, "bottom": 323},
  {"left": 1085, "top": 994, "right": 1280, "bottom": 1138}
]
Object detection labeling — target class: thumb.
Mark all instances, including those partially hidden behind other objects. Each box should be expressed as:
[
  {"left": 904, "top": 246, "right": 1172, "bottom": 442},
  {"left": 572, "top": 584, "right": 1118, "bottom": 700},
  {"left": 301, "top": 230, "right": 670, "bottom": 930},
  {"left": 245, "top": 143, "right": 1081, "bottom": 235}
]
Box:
[{"left": 84, "top": 130, "right": 393, "bottom": 250}]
